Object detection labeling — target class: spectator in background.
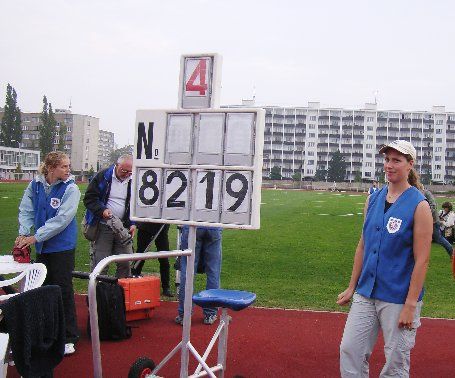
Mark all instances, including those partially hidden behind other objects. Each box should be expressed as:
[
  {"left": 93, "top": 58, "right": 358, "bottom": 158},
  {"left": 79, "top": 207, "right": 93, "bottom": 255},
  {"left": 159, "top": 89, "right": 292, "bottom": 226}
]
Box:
[
  {"left": 83, "top": 154, "right": 136, "bottom": 277},
  {"left": 132, "top": 222, "right": 173, "bottom": 297},
  {"left": 175, "top": 226, "right": 222, "bottom": 326},
  {"left": 368, "top": 180, "right": 379, "bottom": 195},
  {"left": 439, "top": 202, "right": 455, "bottom": 246},
  {"left": 337, "top": 140, "right": 432, "bottom": 377},
  {"left": 16, "top": 151, "right": 80, "bottom": 356},
  {"left": 423, "top": 191, "right": 454, "bottom": 258}
]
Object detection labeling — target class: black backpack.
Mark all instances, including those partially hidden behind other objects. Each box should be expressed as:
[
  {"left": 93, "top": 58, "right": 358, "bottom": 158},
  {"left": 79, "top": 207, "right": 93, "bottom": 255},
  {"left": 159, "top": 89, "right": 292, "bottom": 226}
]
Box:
[
  {"left": 87, "top": 281, "right": 132, "bottom": 341},
  {"left": 73, "top": 271, "right": 132, "bottom": 341}
]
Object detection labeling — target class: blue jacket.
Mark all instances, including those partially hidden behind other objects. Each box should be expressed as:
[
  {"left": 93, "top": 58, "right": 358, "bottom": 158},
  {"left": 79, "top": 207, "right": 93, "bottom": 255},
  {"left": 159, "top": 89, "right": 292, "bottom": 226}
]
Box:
[
  {"left": 83, "top": 165, "right": 133, "bottom": 227},
  {"left": 32, "top": 179, "right": 78, "bottom": 253},
  {"left": 357, "top": 186, "right": 425, "bottom": 304}
]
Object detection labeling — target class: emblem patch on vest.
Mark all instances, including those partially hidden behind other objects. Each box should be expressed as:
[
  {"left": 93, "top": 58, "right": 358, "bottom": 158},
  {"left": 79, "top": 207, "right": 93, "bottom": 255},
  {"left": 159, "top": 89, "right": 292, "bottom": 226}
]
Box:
[
  {"left": 50, "top": 197, "right": 61, "bottom": 209},
  {"left": 386, "top": 217, "right": 402, "bottom": 234}
]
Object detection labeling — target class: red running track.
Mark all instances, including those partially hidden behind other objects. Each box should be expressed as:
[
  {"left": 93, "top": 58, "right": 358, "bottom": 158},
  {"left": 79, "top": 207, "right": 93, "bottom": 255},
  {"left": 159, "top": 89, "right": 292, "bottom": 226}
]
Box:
[{"left": 8, "top": 295, "right": 455, "bottom": 377}]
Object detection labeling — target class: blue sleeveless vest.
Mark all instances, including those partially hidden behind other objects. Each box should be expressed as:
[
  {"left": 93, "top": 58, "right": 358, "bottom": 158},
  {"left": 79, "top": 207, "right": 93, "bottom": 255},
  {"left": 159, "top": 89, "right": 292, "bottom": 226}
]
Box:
[
  {"left": 32, "top": 179, "right": 77, "bottom": 253},
  {"left": 356, "top": 186, "right": 425, "bottom": 304}
]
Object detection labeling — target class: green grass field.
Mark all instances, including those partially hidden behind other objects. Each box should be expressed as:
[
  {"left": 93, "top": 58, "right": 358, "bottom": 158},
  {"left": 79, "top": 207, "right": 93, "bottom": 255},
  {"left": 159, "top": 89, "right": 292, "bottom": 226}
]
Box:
[{"left": 1, "top": 183, "right": 454, "bottom": 318}]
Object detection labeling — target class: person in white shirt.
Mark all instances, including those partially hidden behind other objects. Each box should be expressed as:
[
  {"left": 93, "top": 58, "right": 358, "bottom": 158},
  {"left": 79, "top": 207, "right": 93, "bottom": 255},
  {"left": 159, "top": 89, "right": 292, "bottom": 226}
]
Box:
[
  {"left": 439, "top": 202, "right": 455, "bottom": 245},
  {"left": 83, "top": 155, "right": 136, "bottom": 277}
]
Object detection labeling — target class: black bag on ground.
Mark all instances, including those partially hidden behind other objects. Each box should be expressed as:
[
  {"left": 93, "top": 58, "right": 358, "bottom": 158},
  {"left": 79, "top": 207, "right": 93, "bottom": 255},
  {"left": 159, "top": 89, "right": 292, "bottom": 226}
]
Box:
[
  {"left": 73, "top": 271, "right": 132, "bottom": 341},
  {"left": 88, "top": 281, "right": 132, "bottom": 341}
]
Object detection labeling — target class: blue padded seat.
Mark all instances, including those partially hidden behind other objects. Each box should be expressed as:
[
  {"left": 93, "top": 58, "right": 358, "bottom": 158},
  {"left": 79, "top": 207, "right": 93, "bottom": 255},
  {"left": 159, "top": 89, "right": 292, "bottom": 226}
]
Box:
[{"left": 192, "top": 289, "right": 256, "bottom": 311}]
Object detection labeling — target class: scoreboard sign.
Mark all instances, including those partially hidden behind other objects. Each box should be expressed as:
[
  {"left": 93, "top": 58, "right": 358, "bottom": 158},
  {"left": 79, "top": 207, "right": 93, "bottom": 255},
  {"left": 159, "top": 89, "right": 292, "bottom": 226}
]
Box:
[
  {"left": 131, "top": 108, "right": 265, "bottom": 229},
  {"left": 178, "top": 53, "right": 222, "bottom": 109}
]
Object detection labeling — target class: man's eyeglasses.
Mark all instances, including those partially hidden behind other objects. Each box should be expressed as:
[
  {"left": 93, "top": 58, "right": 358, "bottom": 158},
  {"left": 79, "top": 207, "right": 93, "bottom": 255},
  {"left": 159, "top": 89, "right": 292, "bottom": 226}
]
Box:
[{"left": 120, "top": 168, "right": 132, "bottom": 175}]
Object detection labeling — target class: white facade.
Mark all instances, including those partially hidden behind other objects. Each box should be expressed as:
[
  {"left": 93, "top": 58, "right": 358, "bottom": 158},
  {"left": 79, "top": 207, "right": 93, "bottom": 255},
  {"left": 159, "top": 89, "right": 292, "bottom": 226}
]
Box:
[
  {"left": 0, "top": 146, "right": 40, "bottom": 180},
  {"left": 98, "top": 130, "right": 114, "bottom": 169},
  {"left": 262, "top": 102, "right": 455, "bottom": 183},
  {"left": 70, "top": 113, "right": 99, "bottom": 172}
]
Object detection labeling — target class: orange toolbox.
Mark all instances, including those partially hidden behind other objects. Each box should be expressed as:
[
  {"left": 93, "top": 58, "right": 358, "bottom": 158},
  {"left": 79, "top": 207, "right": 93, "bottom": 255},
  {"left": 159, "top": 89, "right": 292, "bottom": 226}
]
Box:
[{"left": 118, "top": 276, "right": 160, "bottom": 321}]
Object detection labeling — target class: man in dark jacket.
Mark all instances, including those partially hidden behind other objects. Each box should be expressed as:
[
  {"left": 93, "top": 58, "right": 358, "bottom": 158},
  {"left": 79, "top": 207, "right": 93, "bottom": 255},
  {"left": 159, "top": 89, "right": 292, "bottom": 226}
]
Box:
[{"left": 83, "top": 154, "right": 136, "bottom": 277}]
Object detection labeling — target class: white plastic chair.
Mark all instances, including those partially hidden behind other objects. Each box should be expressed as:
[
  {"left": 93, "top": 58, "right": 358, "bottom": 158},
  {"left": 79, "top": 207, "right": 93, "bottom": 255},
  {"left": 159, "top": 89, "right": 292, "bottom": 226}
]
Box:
[{"left": 0, "top": 263, "right": 47, "bottom": 301}]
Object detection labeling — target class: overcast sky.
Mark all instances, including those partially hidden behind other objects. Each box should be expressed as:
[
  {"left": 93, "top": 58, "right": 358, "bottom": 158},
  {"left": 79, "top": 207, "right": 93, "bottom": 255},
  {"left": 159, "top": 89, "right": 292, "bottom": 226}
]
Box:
[{"left": 1, "top": 0, "right": 454, "bottom": 145}]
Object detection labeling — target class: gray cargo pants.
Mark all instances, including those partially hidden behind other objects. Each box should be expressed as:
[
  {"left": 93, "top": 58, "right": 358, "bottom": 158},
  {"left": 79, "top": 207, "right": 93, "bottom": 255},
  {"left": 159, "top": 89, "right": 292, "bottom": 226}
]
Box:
[
  {"left": 340, "top": 293, "right": 422, "bottom": 378},
  {"left": 90, "top": 223, "right": 133, "bottom": 278}
]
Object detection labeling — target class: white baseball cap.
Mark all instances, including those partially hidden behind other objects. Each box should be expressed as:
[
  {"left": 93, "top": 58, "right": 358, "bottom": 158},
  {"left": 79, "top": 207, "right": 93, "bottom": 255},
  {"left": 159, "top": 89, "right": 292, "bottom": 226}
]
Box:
[{"left": 379, "top": 140, "right": 417, "bottom": 161}]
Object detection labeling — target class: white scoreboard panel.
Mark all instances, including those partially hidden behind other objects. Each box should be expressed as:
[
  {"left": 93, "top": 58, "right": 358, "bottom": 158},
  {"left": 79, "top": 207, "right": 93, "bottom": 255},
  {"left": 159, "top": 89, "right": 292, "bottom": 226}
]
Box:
[
  {"left": 178, "top": 53, "right": 222, "bottom": 109},
  {"left": 131, "top": 108, "right": 265, "bottom": 229}
]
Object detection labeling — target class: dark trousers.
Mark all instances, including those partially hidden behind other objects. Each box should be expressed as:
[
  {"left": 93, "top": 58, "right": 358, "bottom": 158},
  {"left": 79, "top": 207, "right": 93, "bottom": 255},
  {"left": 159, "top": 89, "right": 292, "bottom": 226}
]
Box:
[
  {"left": 37, "top": 249, "right": 79, "bottom": 344},
  {"left": 135, "top": 225, "right": 170, "bottom": 290}
]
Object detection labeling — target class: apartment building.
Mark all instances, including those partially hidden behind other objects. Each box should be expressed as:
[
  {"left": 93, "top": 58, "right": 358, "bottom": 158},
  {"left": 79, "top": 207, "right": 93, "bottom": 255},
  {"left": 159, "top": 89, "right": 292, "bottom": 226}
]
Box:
[
  {"left": 98, "top": 130, "right": 115, "bottom": 169},
  {"left": 262, "top": 102, "right": 455, "bottom": 184},
  {"left": 1, "top": 109, "right": 99, "bottom": 174}
]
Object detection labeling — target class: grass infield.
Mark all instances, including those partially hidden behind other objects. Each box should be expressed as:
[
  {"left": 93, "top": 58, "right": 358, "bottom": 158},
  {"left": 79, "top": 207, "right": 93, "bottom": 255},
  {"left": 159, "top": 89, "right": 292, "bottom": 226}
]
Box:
[{"left": 1, "top": 183, "right": 454, "bottom": 318}]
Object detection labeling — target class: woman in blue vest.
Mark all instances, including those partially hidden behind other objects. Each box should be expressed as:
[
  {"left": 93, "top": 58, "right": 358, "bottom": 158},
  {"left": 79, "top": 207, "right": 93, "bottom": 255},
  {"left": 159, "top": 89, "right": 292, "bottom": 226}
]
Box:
[
  {"left": 337, "top": 140, "right": 433, "bottom": 377},
  {"left": 15, "top": 151, "right": 80, "bottom": 356}
]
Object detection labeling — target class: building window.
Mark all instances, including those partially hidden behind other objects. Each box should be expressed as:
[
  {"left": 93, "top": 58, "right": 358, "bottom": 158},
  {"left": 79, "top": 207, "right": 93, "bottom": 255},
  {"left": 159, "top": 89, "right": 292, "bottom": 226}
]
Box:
[
  {"left": 365, "top": 172, "right": 372, "bottom": 177},
  {"left": 308, "top": 160, "right": 314, "bottom": 165},
  {"left": 366, "top": 144, "right": 373, "bottom": 149},
  {"left": 308, "top": 142, "right": 315, "bottom": 147},
  {"left": 367, "top": 117, "right": 374, "bottom": 122},
  {"left": 310, "top": 116, "right": 316, "bottom": 121}
]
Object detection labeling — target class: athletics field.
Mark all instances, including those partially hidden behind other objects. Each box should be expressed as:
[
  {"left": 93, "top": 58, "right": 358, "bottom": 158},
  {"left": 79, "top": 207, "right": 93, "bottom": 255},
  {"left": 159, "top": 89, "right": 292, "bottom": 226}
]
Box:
[{"left": 0, "top": 183, "right": 453, "bottom": 318}]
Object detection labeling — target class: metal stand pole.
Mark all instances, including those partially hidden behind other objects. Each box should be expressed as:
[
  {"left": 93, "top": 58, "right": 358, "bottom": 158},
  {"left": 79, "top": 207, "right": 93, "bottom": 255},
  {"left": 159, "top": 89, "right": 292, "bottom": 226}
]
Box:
[{"left": 180, "top": 225, "right": 197, "bottom": 377}]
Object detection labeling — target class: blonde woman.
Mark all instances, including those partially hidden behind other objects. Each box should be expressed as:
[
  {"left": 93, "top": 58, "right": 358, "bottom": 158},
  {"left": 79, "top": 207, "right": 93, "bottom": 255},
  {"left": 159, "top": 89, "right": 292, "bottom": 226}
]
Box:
[
  {"left": 337, "top": 140, "right": 432, "bottom": 377},
  {"left": 16, "top": 151, "right": 80, "bottom": 356}
]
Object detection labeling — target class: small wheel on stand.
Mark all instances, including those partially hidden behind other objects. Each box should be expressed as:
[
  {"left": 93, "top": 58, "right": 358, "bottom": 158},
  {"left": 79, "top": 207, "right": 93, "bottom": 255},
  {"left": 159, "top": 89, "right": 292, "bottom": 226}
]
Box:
[{"left": 128, "top": 356, "right": 156, "bottom": 378}]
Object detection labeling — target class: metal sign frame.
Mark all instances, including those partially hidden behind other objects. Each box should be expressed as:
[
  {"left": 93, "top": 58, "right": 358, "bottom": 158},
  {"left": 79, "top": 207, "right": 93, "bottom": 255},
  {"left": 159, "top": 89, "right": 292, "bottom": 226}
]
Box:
[{"left": 131, "top": 107, "right": 265, "bottom": 230}]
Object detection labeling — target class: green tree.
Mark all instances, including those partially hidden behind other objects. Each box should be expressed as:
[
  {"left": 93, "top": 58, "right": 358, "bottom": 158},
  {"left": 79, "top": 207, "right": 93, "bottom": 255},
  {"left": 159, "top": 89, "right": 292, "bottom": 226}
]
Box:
[
  {"left": 314, "top": 169, "right": 327, "bottom": 181},
  {"left": 14, "top": 162, "right": 23, "bottom": 180},
  {"left": 39, "top": 96, "right": 56, "bottom": 158},
  {"left": 354, "top": 171, "right": 362, "bottom": 183},
  {"left": 421, "top": 167, "right": 432, "bottom": 185},
  {"left": 327, "top": 151, "right": 347, "bottom": 182},
  {"left": 292, "top": 171, "right": 302, "bottom": 181},
  {"left": 57, "top": 120, "right": 67, "bottom": 152},
  {"left": 0, "top": 84, "right": 22, "bottom": 147},
  {"left": 270, "top": 166, "right": 281, "bottom": 180},
  {"left": 110, "top": 145, "right": 133, "bottom": 164}
]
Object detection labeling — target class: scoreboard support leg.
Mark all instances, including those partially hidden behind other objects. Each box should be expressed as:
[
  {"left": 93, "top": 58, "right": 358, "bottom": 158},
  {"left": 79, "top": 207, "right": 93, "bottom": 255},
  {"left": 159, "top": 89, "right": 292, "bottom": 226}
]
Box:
[{"left": 180, "top": 225, "right": 197, "bottom": 378}]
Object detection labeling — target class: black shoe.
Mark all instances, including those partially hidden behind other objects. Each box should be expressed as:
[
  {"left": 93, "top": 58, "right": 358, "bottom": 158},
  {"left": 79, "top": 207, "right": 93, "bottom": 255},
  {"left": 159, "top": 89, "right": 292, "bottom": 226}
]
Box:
[{"left": 162, "top": 288, "right": 174, "bottom": 297}]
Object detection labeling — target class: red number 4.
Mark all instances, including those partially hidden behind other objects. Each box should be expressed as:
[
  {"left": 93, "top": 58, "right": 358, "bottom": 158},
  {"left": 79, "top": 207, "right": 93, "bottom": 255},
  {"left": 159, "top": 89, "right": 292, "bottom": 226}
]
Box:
[{"left": 186, "top": 59, "right": 208, "bottom": 95}]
